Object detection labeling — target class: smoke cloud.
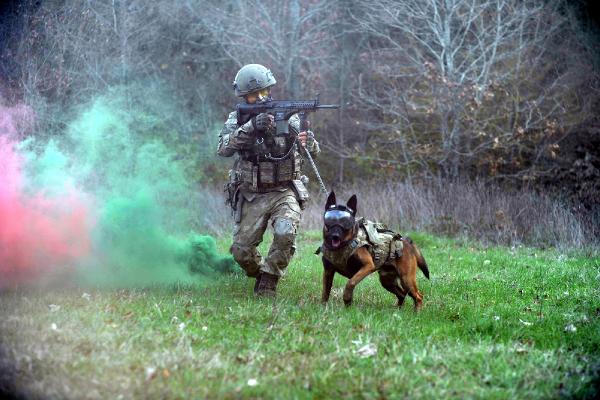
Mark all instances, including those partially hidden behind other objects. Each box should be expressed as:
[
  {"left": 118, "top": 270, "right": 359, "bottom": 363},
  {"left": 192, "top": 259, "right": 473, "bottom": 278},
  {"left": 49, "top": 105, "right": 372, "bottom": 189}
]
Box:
[{"left": 0, "top": 91, "right": 235, "bottom": 288}]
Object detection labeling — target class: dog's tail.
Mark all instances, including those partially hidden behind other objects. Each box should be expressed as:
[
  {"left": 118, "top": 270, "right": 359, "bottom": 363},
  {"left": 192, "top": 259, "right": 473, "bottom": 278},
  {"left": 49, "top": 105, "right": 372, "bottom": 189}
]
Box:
[{"left": 406, "top": 237, "right": 430, "bottom": 280}]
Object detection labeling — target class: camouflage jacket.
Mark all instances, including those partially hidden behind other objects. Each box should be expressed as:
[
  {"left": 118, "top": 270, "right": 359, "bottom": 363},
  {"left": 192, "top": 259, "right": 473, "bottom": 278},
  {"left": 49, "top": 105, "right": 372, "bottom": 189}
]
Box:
[
  {"left": 217, "top": 111, "right": 320, "bottom": 196},
  {"left": 217, "top": 111, "right": 320, "bottom": 160}
]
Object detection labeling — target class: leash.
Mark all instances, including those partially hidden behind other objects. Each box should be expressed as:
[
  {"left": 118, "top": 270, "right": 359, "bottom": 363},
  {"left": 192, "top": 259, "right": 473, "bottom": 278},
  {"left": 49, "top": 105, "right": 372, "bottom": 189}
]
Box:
[
  {"left": 298, "top": 112, "right": 327, "bottom": 195},
  {"left": 302, "top": 140, "right": 327, "bottom": 195}
]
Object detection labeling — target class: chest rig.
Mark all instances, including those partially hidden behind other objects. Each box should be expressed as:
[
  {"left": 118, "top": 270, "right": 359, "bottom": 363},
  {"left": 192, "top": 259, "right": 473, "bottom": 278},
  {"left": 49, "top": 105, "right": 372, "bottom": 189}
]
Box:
[
  {"left": 234, "top": 117, "right": 303, "bottom": 191},
  {"left": 317, "top": 219, "right": 404, "bottom": 270}
]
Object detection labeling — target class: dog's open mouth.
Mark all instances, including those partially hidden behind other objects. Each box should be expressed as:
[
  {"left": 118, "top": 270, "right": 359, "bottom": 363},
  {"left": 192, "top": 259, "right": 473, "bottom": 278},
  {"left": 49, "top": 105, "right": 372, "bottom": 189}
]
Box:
[{"left": 331, "top": 238, "right": 341, "bottom": 248}]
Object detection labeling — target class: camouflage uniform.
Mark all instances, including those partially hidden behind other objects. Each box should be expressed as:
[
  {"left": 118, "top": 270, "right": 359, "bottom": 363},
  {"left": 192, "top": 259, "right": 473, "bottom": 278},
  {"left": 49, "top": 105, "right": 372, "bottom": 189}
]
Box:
[{"left": 217, "top": 111, "right": 320, "bottom": 279}]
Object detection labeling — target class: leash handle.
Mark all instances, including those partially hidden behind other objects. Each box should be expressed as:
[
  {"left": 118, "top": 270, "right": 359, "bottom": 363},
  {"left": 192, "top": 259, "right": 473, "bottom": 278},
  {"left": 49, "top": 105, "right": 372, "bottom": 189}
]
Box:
[{"left": 298, "top": 112, "right": 328, "bottom": 195}]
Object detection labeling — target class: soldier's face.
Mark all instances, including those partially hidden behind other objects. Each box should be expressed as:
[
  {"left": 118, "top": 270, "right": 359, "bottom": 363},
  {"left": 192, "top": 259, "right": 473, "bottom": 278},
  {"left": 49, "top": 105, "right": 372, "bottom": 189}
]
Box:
[{"left": 245, "top": 88, "right": 271, "bottom": 104}]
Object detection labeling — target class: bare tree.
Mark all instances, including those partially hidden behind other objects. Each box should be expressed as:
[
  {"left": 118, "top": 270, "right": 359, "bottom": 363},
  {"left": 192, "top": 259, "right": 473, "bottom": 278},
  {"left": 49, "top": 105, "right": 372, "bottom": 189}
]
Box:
[
  {"left": 184, "top": 0, "right": 338, "bottom": 98},
  {"left": 7, "top": 0, "right": 598, "bottom": 191},
  {"left": 349, "top": 0, "right": 598, "bottom": 180}
]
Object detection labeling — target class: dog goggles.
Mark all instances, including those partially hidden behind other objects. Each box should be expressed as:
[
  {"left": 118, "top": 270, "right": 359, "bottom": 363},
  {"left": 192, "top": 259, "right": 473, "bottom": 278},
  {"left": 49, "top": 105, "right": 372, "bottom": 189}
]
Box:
[{"left": 323, "top": 209, "right": 355, "bottom": 230}]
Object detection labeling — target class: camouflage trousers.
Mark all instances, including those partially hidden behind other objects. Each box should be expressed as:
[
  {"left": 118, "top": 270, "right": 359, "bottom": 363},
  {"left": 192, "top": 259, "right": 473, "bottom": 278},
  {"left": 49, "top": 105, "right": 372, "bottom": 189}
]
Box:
[{"left": 230, "top": 188, "right": 302, "bottom": 277}]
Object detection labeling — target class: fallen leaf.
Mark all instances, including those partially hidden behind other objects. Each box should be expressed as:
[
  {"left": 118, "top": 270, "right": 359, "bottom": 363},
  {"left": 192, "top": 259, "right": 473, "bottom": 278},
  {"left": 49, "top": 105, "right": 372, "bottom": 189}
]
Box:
[
  {"left": 145, "top": 367, "right": 157, "bottom": 381},
  {"left": 355, "top": 343, "right": 377, "bottom": 358},
  {"left": 514, "top": 346, "right": 528, "bottom": 354}
]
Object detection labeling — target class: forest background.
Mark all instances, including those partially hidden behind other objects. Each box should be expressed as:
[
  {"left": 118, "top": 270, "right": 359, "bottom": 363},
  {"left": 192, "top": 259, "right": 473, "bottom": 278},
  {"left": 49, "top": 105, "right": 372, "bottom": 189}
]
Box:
[
  {"left": 1, "top": 0, "right": 599, "bottom": 247},
  {"left": 1, "top": 2, "right": 599, "bottom": 397}
]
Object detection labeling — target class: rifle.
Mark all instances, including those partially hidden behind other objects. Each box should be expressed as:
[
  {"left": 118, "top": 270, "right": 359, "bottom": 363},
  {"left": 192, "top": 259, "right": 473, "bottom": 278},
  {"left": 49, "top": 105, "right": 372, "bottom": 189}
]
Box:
[{"left": 236, "top": 95, "right": 339, "bottom": 135}]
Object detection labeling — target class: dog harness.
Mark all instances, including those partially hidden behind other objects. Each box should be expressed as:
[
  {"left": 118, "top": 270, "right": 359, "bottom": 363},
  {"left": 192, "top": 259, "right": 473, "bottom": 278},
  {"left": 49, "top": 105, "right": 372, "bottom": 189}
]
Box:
[{"left": 316, "top": 219, "right": 404, "bottom": 270}]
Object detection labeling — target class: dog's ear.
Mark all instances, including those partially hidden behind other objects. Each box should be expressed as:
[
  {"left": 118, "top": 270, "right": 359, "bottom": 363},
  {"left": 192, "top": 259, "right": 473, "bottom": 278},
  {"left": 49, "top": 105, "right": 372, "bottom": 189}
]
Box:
[
  {"left": 325, "top": 191, "right": 337, "bottom": 210},
  {"left": 347, "top": 194, "right": 357, "bottom": 216}
]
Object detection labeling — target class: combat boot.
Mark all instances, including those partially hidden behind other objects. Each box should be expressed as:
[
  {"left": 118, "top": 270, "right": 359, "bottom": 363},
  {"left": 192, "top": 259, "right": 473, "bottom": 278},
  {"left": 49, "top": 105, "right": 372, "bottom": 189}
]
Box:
[{"left": 255, "top": 272, "right": 279, "bottom": 297}]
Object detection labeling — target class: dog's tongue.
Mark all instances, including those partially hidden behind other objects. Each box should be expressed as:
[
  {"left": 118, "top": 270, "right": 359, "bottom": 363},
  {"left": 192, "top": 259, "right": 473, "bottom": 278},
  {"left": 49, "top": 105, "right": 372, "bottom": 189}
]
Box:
[{"left": 332, "top": 238, "right": 341, "bottom": 248}]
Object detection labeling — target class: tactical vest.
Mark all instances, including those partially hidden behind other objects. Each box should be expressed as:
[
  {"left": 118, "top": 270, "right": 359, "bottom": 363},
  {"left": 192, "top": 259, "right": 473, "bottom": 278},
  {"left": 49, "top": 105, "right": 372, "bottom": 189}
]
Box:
[
  {"left": 317, "top": 219, "right": 404, "bottom": 270},
  {"left": 232, "top": 118, "right": 304, "bottom": 191}
]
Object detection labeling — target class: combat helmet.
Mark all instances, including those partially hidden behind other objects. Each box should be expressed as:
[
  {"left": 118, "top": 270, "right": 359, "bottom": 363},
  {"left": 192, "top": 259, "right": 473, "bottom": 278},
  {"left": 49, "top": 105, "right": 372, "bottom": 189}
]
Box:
[{"left": 233, "top": 64, "right": 276, "bottom": 97}]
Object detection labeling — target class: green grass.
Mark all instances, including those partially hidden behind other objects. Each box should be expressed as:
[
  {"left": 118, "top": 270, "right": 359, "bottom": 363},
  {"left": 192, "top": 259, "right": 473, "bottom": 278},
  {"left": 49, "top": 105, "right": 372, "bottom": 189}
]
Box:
[{"left": 1, "top": 232, "right": 599, "bottom": 399}]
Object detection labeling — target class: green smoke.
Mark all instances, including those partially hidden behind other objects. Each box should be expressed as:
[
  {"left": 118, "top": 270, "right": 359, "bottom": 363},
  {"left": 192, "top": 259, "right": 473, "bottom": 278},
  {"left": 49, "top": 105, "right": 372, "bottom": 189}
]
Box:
[
  {"left": 83, "top": 190, "right": 235, "bottom": 286},
  {"left": 26, "top": 86, "right": 236, "bottom": 286},
  {"left": 24, "top": 139, "right": 73, "bottom": 193}
]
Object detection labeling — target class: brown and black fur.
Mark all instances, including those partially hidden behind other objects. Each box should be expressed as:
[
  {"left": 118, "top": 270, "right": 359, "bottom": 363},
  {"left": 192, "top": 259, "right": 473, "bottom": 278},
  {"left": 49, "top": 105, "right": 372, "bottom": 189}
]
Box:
[{"left": 321, "top": 192, "right": 430, "bottom": 309}]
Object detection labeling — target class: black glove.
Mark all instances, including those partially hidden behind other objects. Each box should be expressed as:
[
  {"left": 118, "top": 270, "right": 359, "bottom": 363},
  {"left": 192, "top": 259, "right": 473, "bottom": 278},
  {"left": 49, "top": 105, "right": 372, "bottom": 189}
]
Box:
[{"left": 251, "top": 113, "right": 275, "bottom": 132}]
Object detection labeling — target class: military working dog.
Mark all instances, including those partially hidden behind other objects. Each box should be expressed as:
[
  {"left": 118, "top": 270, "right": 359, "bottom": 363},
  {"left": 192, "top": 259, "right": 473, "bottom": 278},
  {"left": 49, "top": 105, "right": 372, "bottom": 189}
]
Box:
[{"left": 317, "top": 192, "right": 430, "bottom": 309}]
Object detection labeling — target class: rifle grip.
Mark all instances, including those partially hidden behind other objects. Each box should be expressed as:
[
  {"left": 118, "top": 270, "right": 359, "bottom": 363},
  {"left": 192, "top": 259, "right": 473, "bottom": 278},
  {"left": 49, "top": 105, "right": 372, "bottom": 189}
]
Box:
[
  {"left": 299, "top": 112, "right": 310, "bottom": 131},
  {"left": 276, "top": 119, "right": 289, "bottom": 135}
]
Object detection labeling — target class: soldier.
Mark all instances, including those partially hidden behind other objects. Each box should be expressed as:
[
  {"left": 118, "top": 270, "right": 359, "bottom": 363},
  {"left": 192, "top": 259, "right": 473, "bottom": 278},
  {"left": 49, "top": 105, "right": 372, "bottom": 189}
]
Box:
[{"left": 217, "top": 64, "right": 320, "bottom": 297}]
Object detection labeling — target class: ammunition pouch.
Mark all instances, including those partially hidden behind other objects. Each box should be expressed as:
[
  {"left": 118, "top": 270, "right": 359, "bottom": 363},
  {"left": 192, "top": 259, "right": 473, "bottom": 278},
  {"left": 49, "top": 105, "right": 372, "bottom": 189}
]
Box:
[
  {"left": 224, "top": 169, "right": 242, "bottom": 222},
  {"left": 291, "top": 179, "right": 309, "bottom": 210},
  {"left": 237, "top": 158, "right": 302, "bottom": 191}
]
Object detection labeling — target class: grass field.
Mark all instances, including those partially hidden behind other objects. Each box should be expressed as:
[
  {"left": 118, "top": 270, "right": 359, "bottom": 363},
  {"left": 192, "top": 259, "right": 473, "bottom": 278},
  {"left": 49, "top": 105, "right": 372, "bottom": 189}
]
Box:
[{"left": 1, "top": 232, "right": 599, "bottom": 399}]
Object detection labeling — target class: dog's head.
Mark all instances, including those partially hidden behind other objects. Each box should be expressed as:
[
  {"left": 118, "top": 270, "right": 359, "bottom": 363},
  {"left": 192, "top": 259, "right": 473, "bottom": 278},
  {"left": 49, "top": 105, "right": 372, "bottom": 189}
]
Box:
[{"left": 323, "top": 191, "right": 358, "bottom": 250}]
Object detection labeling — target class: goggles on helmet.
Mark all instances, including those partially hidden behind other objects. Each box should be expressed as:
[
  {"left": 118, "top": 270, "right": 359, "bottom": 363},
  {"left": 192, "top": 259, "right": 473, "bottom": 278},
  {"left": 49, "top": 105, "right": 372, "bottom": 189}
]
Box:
[{"left": 324, "top": 209, "right": 355, "bottom": 230}]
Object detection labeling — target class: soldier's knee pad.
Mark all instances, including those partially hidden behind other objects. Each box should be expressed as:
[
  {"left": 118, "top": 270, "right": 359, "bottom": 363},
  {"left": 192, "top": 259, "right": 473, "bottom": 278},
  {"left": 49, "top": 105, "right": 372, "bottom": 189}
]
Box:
[{"left": 273, "top": 218, "right": 295, "bottom": 245}]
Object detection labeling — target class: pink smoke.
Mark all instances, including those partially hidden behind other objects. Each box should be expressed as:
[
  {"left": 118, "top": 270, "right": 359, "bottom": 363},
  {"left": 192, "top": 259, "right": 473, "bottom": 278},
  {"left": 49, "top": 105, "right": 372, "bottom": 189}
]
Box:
[{"left": 0, "top": 106, "right": 94, "bottom": 288}]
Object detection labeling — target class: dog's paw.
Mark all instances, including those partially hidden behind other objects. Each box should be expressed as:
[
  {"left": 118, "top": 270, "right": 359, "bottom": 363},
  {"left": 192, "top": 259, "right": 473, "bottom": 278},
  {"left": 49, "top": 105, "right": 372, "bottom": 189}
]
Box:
[{"left": 343, "top": 290, "right": 353, "bottom": 306}]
